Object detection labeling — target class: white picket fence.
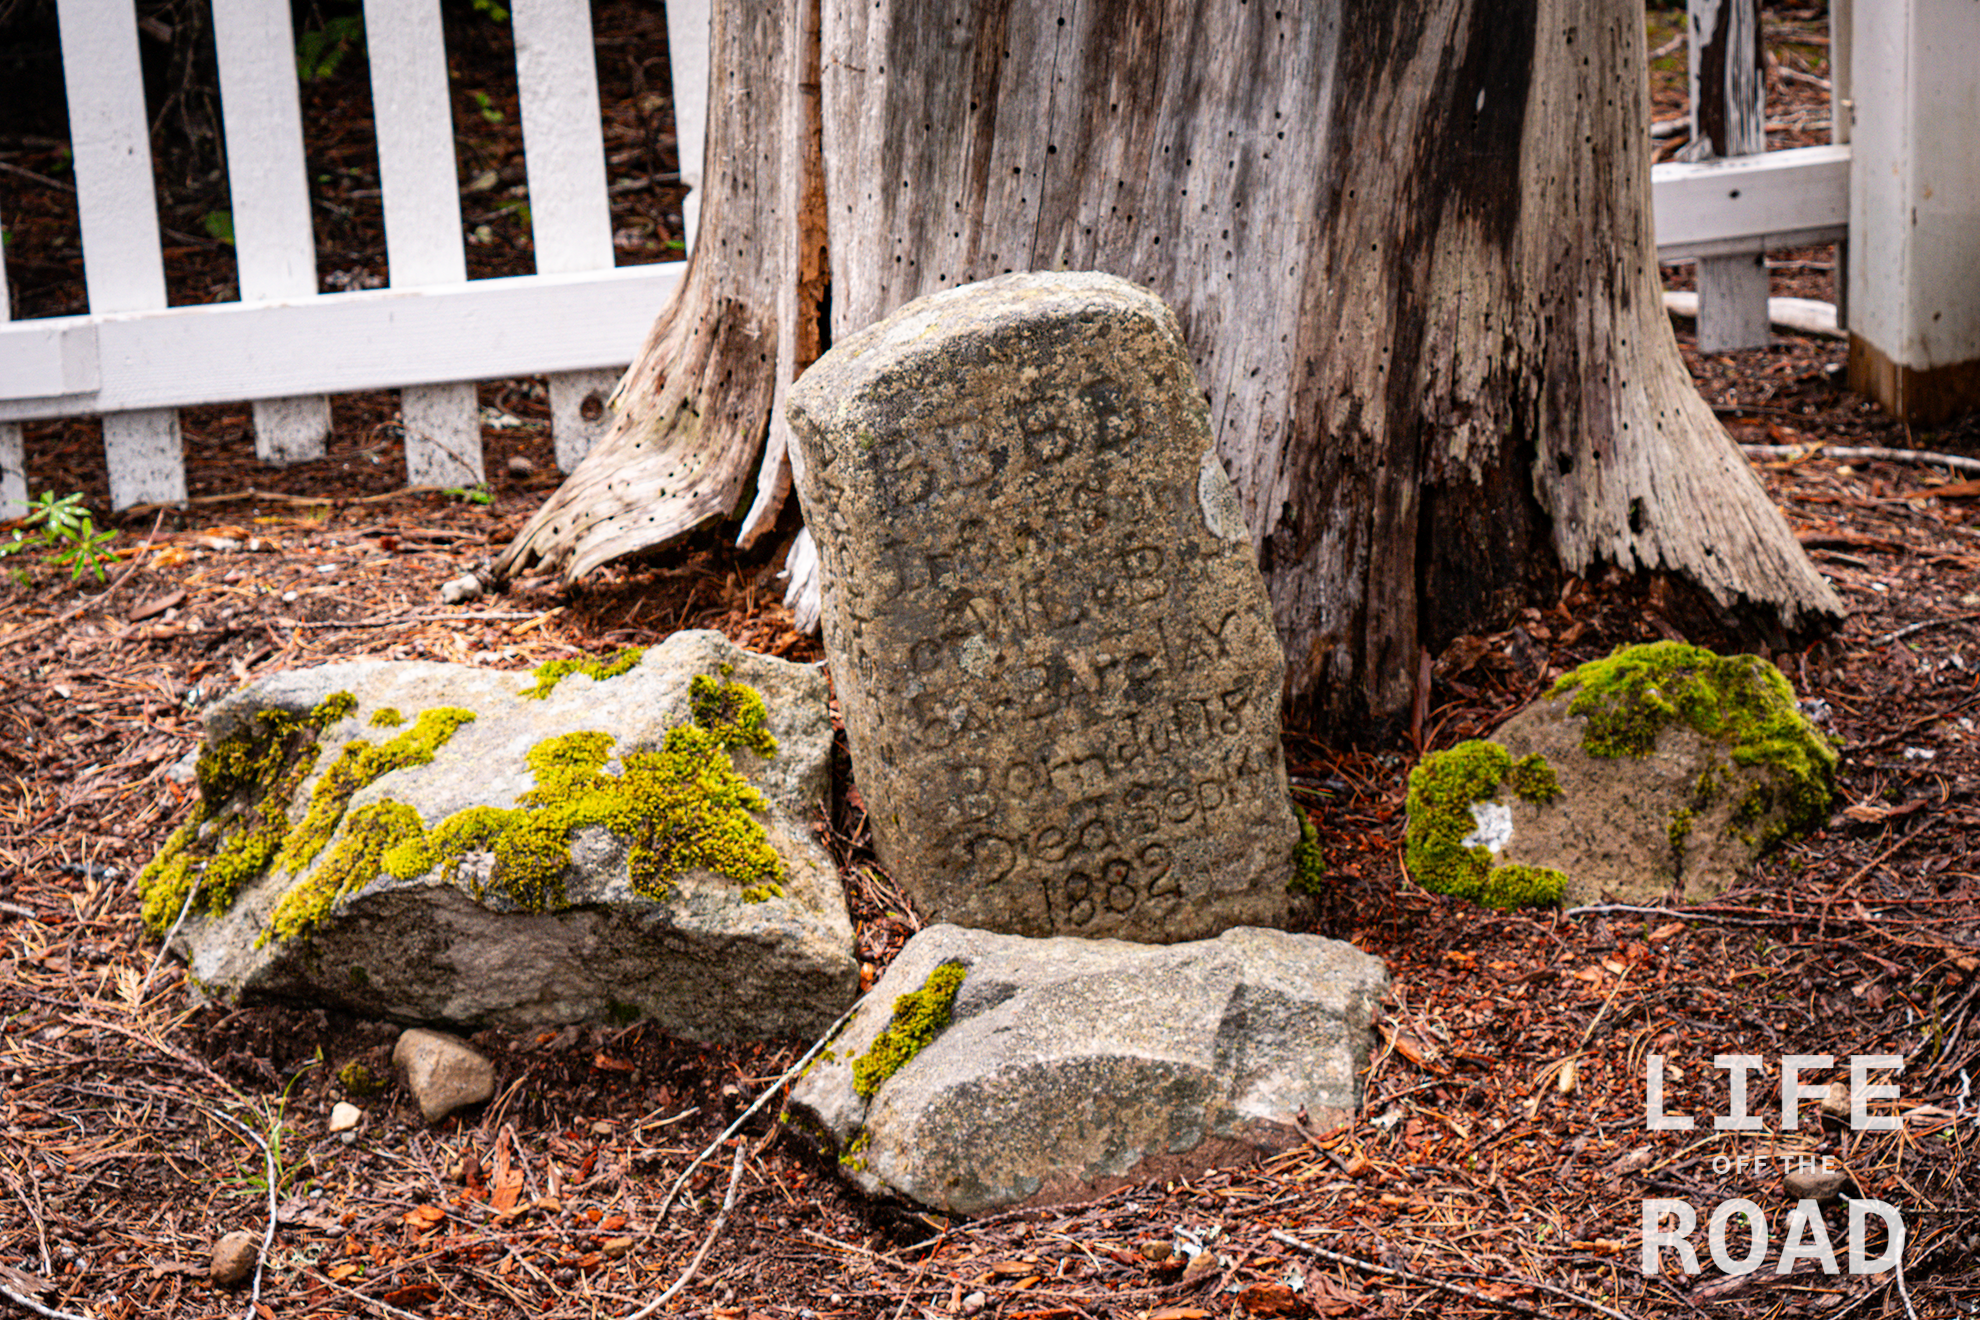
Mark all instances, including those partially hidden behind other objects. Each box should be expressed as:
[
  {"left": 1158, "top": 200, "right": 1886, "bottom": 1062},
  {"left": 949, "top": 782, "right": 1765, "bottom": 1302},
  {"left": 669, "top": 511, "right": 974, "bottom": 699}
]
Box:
[
  {"left": 0, "top": 0, "right": 711, "bottom": 517},
  {"left": 0, "top": 0, "right": 1935, "bottom": 521}
]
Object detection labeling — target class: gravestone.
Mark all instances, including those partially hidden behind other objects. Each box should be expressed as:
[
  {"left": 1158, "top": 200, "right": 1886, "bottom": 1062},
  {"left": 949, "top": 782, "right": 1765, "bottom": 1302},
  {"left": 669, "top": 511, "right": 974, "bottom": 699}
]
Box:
[{"left": 786, "top": 272, "right": 1301, "bottom": 941}]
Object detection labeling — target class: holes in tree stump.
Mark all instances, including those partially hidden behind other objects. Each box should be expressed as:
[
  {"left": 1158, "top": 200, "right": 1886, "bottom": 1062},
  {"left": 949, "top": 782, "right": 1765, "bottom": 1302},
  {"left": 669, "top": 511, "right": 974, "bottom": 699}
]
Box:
[{"left": 580, "top": 393, "right": 606, "bottom": 423}]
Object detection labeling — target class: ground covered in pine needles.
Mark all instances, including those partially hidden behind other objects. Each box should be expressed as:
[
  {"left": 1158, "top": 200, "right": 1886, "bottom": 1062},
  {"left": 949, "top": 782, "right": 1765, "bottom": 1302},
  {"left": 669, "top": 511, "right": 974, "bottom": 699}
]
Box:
[{"left": 4, "top": 5, "right": 1979, "bottom": 1319}]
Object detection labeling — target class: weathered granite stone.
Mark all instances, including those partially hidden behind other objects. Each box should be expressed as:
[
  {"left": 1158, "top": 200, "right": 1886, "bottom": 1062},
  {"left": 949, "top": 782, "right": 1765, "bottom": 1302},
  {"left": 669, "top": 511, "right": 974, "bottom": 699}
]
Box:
[
  {"left": 790, "top": 923, "right": 1388, "bottom": 1215},
  {"left": 786, "top": 272, "right": 1300, "bottom": 941},
  {"left": 142, "top": 630, "right": 856, "bottom": 1040}
]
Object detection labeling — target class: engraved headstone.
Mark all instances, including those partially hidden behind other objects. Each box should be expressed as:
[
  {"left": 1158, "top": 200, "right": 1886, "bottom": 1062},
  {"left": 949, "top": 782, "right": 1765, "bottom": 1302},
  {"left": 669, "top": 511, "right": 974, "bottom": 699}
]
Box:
[{"left": 786, "top": 272, "right": 1301, "bottom": 941}]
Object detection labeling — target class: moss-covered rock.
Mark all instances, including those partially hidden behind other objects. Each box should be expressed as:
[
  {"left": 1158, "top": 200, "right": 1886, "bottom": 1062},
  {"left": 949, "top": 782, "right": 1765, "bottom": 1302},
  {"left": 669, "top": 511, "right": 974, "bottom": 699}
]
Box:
[
  {"left": 1405, "top": 741, "right": 1566, "bottom": 909},
  {"left": 136, "top": 632, "right": 857, "bottom": 1039},
  {"left": 1408, "top": 642, "right": 1837, "bottom": 909}
]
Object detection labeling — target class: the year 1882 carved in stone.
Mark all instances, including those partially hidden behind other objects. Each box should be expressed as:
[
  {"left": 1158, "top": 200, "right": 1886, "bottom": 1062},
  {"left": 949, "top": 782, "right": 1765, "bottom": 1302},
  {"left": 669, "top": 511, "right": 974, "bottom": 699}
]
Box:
[{"left": 786, "top": 272, "right": 1301, "bottom": 941}]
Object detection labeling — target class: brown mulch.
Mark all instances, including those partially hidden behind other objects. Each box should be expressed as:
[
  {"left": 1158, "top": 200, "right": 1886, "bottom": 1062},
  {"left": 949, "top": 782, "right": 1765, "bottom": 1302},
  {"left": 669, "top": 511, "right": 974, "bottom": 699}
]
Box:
[{"left": 4, "top": 6, "right": 1979, "bottom": 1320}]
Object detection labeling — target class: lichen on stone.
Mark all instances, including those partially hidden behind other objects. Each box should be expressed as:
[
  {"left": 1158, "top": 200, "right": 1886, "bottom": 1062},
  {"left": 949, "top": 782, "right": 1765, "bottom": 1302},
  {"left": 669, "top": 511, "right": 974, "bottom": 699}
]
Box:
[
  {"left": 852, "top": 961, "right": 966, "bottom": 1100},
  {"left": 519, "top": 647, "right": 647, "bottom": 700},
  {"left": 1404, "top": 740, "right": 1565, "bottom": 909}
]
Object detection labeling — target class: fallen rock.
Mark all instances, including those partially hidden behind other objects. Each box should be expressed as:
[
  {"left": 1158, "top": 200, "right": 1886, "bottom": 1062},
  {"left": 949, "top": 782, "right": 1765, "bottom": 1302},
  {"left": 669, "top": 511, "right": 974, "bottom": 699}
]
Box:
[
  {"left": 210, "top": 1229, "right": 260, "bottom": 1288},
  {"left": 1784, "top": 1163, "right": 1848, "bottom": 1201},
  {"left": 138, "top": 630, "right": 856, "bottom": 1039},
  {"left": 328, "top": 1102, "right": 363, "bottom": 1133},
  {"left": 791, "top": 924, "right": 1387, "bottom": 1215},
  {"left": 1406, "top": 642, "right": 1836, "bottom": 908},
  {"left": 394, "top": 1029, "right": 494, "bottom": 1123}
]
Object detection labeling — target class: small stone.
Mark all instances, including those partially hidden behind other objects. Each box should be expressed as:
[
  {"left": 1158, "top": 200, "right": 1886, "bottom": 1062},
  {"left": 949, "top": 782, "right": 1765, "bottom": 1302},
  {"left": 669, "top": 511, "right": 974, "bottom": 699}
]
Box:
[
  {"left": 590, "top": 1120, "right": 613, "bottom": 1137},
  {"left": 601, "top": 1236, "right": 634, "bottom": 1259},
  {"left": 439, "top": 572, "right": 484, "bottom": 604},
  {"left": 961, "top": 1292, "right": 988, "bottom": 1315},
  {"left": 393, "top": 1028, "right": 495, "bottom": 1123},
  {"left": 1819, "top": 1080, "right": 1852, "bottom": 1119},
  {"left": 210, "top": 1229, "right": 260, "bottom": 1288},
  {"left": 1141, "top": 1240, "right": 1173, "bottom": 1262},
  {"left": 506, "top": 455, "right": 535, "bottom": 476},
  {"left": 328, "top": 1102, "right": 362, "bottom": 1133},
  {"left": 1785, "top": 1164, "right": 1847, "bottom": 1201}
]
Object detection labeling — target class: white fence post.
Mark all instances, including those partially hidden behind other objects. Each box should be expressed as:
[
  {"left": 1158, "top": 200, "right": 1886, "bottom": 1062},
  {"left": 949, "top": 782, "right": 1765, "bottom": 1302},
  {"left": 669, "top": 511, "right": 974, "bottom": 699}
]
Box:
[
  {"left": 212, "top": 0, "right": 332, "bottom": 464},
  {"left": 1845, "top": 0, "right": 1980, "bottom": 424},
  {"left": 1687, "top": 0, "right": 1771, "bottom": 352},
  {"left": 364, "top": 0, "right": 483, "bottom": 489},
  {"left": 0, "top": 204, "right": 24, "bottom": 518},
  {"left": 666, "top": 0, "right": 711, "bottom": 253},
  {"left": 514, "top": 0, "right": 622, "bottom": 472},
  {"left": 56, "top": 0, "right": 187, "bottom": 511}
]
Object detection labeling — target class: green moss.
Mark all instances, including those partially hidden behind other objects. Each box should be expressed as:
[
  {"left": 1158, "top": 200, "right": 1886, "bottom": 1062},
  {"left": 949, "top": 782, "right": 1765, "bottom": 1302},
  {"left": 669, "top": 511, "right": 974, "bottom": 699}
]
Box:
[
  {"left": 839, "top": 1128, "right": 872, "bottom": 1171},
  {"left": 1506, "top": 753, "right": 1561, "bottom": 803},
  {"left": 1668, "top": 806, "right": 1696, "bottom": 858},
  {"left": 265, "top": 801, "right": 427, "bottom": 943},
  {"left": 1404, "top": 740, "right": 1561, "bottom": 910},
  {"left": 1549, "top": 641, "right": 1837, "bottom": 846},
  {"left": 520, "top": 647, "right": 647, "bottom": 700},
  {"left": 273, "top": 706, "right": 477, "bottom": 877},
  {"left": 369, "top": 708, "right": 405, "bottom": 728},
  {"left": 138, "top": 692, "right": 354, "bottom": 936},
  {"left": 338, "top": 1061, "right": 383, "bottom": 1096},
  {"left": 1290, "top": 813, "right": 1327, "bottom": 895},
  {"left": 688, "top": 668, "right": 778, "bottom": 758},
  {"left": 740, "top": 882, "right": 785, "bottom": 903},
  {"left": 852, "top": 962, "right": 966, "bottom": 1100},
  {"left": 607, "top": 999, "right": 643, "bottom": 1026},
  {"left": 1479, "top": 864, "right": 1566, "bottom": 908}
]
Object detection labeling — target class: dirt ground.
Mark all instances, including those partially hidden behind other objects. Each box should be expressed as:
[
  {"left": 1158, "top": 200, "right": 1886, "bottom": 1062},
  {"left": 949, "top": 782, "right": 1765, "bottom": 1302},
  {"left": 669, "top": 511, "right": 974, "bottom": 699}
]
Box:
[{"left": 3, "top": 5, "right": 1978, "bottom": 1320}]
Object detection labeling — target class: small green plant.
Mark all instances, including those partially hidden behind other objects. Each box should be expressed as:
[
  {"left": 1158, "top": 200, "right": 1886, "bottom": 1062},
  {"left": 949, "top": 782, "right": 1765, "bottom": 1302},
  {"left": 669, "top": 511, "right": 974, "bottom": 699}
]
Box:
[
  {"left": 0, "top": 491, "right": 121, "bottom": 583},
  {"left": 202, "top": 210, "right": 235, "bottom": 244},
  {"left": 471, "top": 0, "right": 510, "bottom": 21},
  {"left": 469, "top": 90, "right": 505, "bottom": 125},
  {"left": 444, "top": 484, "right": 494, "bottom": 506},
  {"left": 296, "top": 12, "right": 364, "bottom": 81}
]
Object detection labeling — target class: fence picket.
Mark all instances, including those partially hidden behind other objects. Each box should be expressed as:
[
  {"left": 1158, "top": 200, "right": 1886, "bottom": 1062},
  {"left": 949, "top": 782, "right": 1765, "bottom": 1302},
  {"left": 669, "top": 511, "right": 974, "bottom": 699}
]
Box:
[
  {"left": 0, "top": 205, "right": 23, "bottom": 518},
  {"left": 364, "top": 0, "right": 483, "bottom": 488},
  {"left": 57, "top": 0, "right": 187, "bottom": 510},
  {"left": 515, "top": 0, "right": 623, "bottom": 471},
  {"left": 666, "top": 0, "right": 711, "bottom": 253},
  {"left": 212, "top": 0, "right": 332, "bottom": 464}
]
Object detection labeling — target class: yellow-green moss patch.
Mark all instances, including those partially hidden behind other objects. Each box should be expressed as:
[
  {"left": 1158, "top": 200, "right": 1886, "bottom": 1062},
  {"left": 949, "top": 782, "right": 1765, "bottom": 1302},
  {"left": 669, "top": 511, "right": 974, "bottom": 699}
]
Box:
[
  {"left": 1404, "top": 740, "right": 1565, "bottom": 910},
  {"left": 1549, "top": 641, "right": 1837, "bottom": 844},
  {"left": 852, "top": 962, "right": 966, "bottom": 1100},
  {"left": 520, "top": 647, "right": 647, "bottom": 700},
  {"left": 272, "top": 706, "right": 477, "bottom": 877},
  {"left": 1290, "top": 814, "right": 1327, "bottom": 895},
  {"left": 138, "top": 691, "right": 354, "bottom": 936}
]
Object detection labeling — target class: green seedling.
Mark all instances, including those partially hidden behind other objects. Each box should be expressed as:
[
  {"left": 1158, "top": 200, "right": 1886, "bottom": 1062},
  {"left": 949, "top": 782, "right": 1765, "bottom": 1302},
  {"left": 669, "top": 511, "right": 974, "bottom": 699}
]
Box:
[{"left": 0, "top": 491, "right": 121, "bottom": 583}]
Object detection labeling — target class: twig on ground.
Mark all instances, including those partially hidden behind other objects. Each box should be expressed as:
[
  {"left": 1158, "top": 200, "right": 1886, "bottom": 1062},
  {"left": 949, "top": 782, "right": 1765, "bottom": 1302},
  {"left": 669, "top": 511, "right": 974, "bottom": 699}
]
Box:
[
  {"left": 1740, "top": 444, "right": 1980, "bottom": 476},
  {"left": 654, "top": 992, "right": 869, "bottom": 1221},
  {"left": 1872, "top": 613, "right": 1980, "bottom": 646},
  {"left": 198, "top": 1104, "right": 280, "bottom": 1318},
  {"left": 1270, "top": 1230, "right": 1638, "bottom": 1320},
  {"left": 628, "top": 1142, "right": 746, "bottom": 1320},
  {"left": 0, "top": 1281, "right": 93, "bottom": 1320}
]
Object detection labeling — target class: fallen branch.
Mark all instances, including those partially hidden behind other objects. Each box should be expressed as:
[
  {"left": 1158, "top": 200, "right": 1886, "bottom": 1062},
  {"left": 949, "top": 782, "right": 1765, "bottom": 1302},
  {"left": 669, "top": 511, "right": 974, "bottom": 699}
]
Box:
[
  {"left": 1740, "top": 443, "right": 1980, "bottom": 476},
  {"left": 0, "top": 1280, "right": 93, "bottom": 1320},
  {"left": 1269, "top": 1230, "right": 1638, "bottom": 1320},
  {"left": 655, "top": 991, "right": 869, "bottom": 1220},
  {"left": 628, "top": 1143, "right": 747, "bottom": 1320}
]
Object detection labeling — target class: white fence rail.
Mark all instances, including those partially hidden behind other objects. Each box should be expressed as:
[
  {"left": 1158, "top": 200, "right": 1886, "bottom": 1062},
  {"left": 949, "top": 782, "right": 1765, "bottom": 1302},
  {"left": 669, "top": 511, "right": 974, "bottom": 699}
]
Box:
[
  {"left": 1, "top": 0, "right": 710, "bottom": 516},
  {"left": 0, "top": 1, "right": 1897, "bottom": 520}
]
